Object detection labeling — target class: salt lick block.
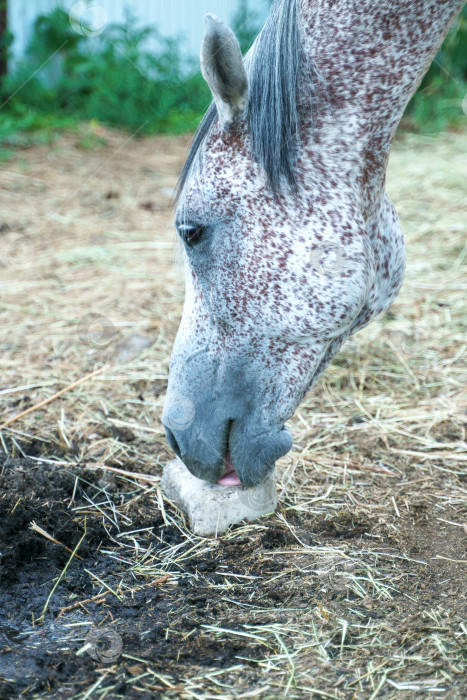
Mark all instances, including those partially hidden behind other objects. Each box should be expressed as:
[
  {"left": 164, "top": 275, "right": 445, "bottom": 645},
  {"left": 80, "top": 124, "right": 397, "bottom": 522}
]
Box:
[{"left": 161, "top": 458, "right": 277, "bottom": 537}]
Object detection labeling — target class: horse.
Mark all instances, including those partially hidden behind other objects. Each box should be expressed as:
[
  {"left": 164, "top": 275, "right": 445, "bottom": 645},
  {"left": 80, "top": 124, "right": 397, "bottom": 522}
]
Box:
[{"left": 162, "top": 0, "right": 465, "bottom": 488}]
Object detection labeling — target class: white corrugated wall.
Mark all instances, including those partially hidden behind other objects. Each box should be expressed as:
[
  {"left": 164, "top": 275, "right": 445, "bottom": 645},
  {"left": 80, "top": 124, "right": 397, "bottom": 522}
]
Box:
[{"left": 8, "top": 1, "right": 271, "bottom": 62}]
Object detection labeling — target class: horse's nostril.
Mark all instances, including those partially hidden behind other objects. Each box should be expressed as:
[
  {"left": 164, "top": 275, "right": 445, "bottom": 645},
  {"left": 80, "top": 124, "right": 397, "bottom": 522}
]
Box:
[{"left": 165, "top": 427, "right": 181, "bottom": 458}]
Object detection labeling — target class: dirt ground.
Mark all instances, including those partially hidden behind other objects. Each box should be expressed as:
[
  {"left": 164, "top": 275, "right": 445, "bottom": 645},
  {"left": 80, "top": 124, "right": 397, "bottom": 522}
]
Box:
[{"left": 0, "top": 126, "right": 466, "bottom": 699}]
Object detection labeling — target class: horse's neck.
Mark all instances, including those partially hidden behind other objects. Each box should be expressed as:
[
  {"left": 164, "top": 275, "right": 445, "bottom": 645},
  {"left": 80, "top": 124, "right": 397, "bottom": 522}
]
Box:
[
  {"left": 300, "top": 0, "right": 463, "bottom": 209},
  {"left": 303, "top": 0, "right": 463, "bottom": 133}
]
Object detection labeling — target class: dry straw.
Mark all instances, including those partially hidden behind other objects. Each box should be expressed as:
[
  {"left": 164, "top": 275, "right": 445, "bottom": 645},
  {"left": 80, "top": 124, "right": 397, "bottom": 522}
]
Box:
[{"left": 0, "top": 128, "right": 465, "bottom": 697}]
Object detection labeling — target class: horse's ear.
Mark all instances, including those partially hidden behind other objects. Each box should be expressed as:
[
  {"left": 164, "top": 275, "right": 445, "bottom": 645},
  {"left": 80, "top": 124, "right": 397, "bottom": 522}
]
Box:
[{"left": 201, "top": 14, "right": 249, "bottom": 127}]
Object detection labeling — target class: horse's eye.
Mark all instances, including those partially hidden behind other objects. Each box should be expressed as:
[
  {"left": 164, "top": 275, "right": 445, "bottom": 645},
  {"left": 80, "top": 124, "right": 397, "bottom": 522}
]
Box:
[{"left": 179, "top": 225, "right": 206, "bottom": 246}]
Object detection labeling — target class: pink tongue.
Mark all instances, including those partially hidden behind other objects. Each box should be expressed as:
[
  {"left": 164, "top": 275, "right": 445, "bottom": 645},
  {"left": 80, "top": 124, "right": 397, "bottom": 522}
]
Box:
[{"left": 217, "top": 450, "right": 242, "bottom": 486}]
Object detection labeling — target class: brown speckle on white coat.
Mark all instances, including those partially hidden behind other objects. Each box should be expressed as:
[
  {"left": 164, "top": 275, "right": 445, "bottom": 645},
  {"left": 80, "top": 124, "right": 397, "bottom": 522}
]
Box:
[{"left": 163, "top": 0, "right": 465, "bottom": 487}]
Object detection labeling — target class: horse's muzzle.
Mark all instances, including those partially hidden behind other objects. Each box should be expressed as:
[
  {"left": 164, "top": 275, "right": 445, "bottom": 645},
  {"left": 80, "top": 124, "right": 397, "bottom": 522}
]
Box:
[{"left": 162, "top": 402, "right": 292, "bottom": 487}]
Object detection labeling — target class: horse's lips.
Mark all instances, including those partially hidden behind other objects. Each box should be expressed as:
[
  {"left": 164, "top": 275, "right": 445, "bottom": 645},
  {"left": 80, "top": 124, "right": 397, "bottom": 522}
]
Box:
[{"left": 217, "top": 449, "right": 242, "bottom": 486}]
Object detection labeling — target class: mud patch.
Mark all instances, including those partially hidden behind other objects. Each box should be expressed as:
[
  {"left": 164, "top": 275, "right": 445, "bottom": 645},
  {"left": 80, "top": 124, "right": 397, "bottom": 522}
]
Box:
[{"left": 1, "top": 452, "right": 466, "bottom": 698}]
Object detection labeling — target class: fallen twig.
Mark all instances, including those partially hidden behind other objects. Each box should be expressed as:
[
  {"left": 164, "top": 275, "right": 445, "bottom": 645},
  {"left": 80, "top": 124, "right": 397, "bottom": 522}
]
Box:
[
  {"left": 57, "top": 574, "right": 171, "bottom": 617},
  {"left": 30, "top": 521, "right": 84, "bottom": 561},
  {"left": 37, "top": 527, "right": 87, "bottom": 624},
  {"left": 83, "top": 463, "right": 160, "bottom": 485},
  {"left": 0, "top": 367, "right": 108, "bottom": 430}
]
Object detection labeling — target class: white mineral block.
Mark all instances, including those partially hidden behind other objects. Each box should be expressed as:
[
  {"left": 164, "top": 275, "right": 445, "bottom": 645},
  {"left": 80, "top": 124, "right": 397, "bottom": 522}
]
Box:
[{"left": 161, "top": 458, "right": 277, "bottom": 537}]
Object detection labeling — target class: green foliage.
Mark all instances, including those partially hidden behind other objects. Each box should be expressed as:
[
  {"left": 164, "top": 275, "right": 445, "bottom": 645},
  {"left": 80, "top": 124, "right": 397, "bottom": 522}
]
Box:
[
  {"left": 0, "top": 2, "right": 465, "bottom": 147},
  {"left": 404, "top": 7, "right": 467, "bottom": 132},
  {"left": 231, "top": 0, "right": 265, "bottom": 54},
  {"left": 0, "top": 7, "right": 211, "bottom": 145}
]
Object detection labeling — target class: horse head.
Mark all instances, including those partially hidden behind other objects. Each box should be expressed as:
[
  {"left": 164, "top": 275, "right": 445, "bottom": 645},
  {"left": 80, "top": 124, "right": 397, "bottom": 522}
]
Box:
[{"left": 162, "top": 0, "right": 463, "bottom": 486}]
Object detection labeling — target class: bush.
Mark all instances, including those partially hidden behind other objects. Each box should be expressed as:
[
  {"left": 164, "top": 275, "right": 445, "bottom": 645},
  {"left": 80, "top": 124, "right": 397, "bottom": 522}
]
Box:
[
  {"left": 232, "top": 0, "right": 265, "bottom": 54},
  {"left": 0, "top": 3, "right": 465, "bottom": 144},
  {"left": 404, "top": 7, "right": 467, "bottom": 131},
  {"left": 0, "top": 7, "right": 211, "bottom": 143}
]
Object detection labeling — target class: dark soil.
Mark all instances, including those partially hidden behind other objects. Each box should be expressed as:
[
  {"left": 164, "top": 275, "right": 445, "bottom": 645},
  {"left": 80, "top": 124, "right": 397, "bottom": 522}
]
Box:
[{"left": 1, "top": 449, "right": 466, "bottom": 699}]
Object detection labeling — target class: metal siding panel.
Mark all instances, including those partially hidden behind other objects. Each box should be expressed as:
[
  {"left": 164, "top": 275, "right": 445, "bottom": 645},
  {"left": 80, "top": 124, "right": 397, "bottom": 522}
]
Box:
[
  {"left": 92, "top": 1, "right": 246, "bottom": 58},
  {"left": 8, "top": 0, "right": 271, "bottom": 60},
  {"left": 9, "top": 0, "right": 57, "bottom": 59}
]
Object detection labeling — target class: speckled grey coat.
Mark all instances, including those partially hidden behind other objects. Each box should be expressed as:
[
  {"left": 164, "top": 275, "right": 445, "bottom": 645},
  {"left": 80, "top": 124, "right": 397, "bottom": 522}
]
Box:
[{"left": 162, "top": 0, "right": 465, "bottom": 487}]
